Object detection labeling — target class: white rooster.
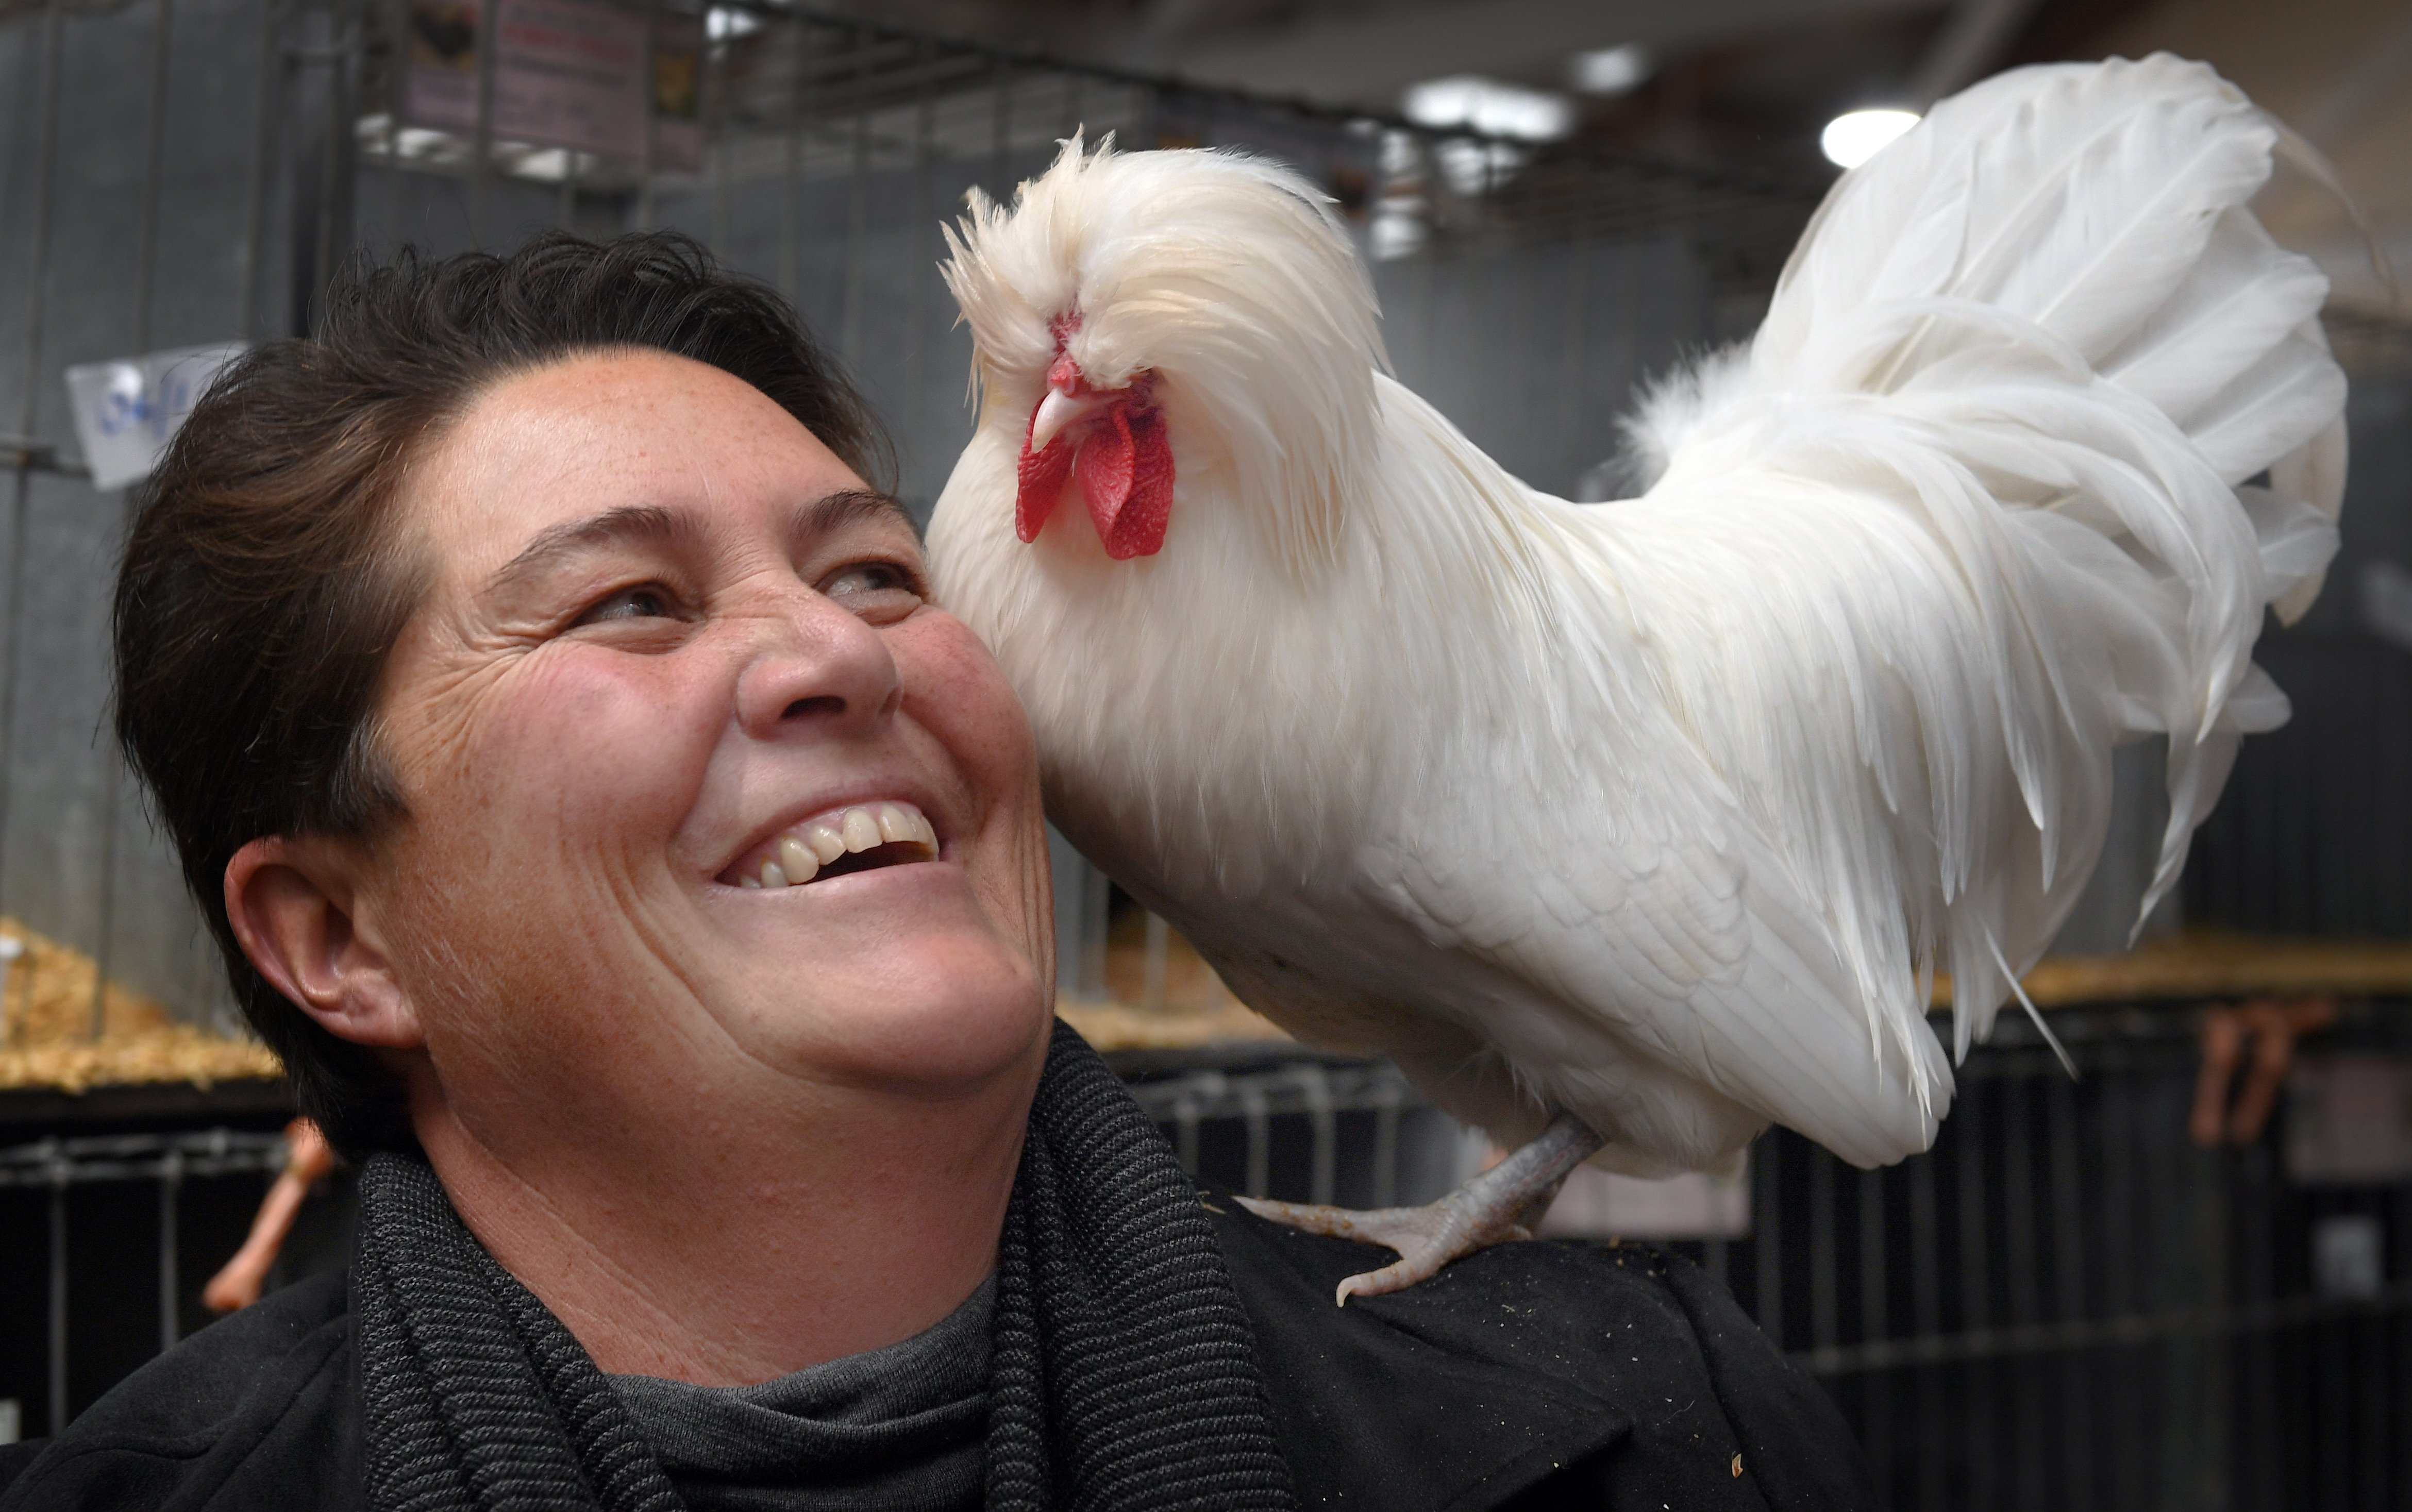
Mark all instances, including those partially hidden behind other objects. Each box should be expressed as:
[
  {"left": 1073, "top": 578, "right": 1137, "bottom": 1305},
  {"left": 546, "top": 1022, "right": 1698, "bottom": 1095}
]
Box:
[{"left": 928, "top": 55, "right": 2347, "bottom": 1302}]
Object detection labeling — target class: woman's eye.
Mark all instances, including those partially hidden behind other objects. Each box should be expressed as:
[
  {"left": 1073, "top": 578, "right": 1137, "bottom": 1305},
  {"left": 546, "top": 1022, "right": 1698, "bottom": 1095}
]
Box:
[
  {"left": 575, "top": 585, "right": 680, "bottom": 626},
  {"left": 822, "top": 561, "right": 925, "bottom": 611}
]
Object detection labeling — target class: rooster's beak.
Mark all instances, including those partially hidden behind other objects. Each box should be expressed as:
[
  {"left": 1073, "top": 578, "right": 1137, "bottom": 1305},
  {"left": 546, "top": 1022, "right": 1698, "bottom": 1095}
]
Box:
[{"left": 1029, "top": 383, "right": 1112, "bottom": 451}]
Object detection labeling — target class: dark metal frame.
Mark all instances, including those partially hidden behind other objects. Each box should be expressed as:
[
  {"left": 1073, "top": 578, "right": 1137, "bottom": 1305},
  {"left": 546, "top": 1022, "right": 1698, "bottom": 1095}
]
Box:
[{"left": 0, "top": 1130, "right": 287, "bottom": 1436}]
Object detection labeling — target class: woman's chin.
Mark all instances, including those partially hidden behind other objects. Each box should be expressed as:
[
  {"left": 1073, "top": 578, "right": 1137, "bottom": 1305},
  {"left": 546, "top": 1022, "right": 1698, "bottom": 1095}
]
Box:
[{"left": 709, "top": 910, "right": 1052, "bottom": 1091}]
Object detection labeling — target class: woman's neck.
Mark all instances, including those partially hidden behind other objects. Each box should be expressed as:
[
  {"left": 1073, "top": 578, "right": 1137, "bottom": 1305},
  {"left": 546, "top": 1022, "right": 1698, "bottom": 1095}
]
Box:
[{"left": 408, "top": 1044, "right": 1038, "bottom": 1386}]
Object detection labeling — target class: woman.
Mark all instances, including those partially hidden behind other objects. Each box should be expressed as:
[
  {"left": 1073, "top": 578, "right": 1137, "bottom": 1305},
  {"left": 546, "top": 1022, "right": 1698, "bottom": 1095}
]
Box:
[{"left": 0, "top": 233, "right": 1871, "bottom": 1511}]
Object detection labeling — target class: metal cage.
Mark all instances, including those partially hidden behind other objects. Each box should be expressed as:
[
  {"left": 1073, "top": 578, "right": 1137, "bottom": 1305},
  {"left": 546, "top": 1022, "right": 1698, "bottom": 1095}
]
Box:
[{"left": 10, "top": 1006, "right": 2412, "bottom": 1508}]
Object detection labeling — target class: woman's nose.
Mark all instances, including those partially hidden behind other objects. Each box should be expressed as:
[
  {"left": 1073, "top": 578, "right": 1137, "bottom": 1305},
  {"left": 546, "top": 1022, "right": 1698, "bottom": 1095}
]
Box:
[{"left": 732, "top": 587, "right": 902, "bottom": 741}]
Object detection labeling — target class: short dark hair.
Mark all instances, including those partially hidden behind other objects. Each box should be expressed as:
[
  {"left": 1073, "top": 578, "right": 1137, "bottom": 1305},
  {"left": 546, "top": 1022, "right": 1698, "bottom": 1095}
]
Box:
[{"left": 112, "top": 231, "right": 891, "bottom": 1156}]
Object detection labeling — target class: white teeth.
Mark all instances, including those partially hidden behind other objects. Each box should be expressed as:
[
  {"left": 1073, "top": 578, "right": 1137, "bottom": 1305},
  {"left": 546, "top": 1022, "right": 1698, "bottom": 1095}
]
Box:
[
  {"left": 840, "top": 808, "right": 883, "bottom": 852},
  {"left": 876, "top": 803, "right": 918, "bottom": 845},
  {"left": 781, "top": 834, "right": 820, "bottom": 882},
  {"left": 732, "top": 801, "right": 939, "bottom": 889},
  {"left": 779, "top": 836, "right": 819, "bottom": 884}
]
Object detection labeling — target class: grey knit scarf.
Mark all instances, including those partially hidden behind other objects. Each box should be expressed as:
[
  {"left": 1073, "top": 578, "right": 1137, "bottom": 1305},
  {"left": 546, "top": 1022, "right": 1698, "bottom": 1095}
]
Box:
[{"left": 352, "top": 1021, "right": 1299, "bottom": 1512}]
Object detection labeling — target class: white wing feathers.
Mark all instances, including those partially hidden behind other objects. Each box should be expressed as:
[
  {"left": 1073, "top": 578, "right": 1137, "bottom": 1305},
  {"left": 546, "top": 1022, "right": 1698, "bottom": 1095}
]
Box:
[{"left": 1372, "top": 56, "right": 2340, "bottom": 1170}]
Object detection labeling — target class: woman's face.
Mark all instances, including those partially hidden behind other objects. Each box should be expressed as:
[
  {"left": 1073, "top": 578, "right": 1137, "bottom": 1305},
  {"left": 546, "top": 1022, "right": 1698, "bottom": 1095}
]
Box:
[{"left": 363, "top": 349, "right": 1054, "bottom": 1149}]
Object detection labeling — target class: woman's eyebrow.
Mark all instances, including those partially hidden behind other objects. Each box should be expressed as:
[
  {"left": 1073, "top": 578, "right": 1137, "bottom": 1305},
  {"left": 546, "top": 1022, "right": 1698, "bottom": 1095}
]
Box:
[
  {"left": 795, "top": 488, "right": 919, "bottom": 546},
  {"left": 485, "top": 504, "right": 705, "bottom": 594}
]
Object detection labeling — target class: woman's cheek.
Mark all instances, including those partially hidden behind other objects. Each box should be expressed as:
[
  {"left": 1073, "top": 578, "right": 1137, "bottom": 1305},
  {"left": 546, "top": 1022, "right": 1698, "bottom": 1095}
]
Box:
[
  {"left": 896, "top": 611, "right": 1039, "bottom": 796},
  {"left": 894, "top": 612, "right": 1051, "bottom": 956},
  {"left": 477, "top": 649, "right": 727, "bottom": 848}
]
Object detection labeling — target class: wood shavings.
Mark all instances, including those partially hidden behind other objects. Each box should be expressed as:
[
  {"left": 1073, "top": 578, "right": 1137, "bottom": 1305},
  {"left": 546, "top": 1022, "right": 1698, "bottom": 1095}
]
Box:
[
  {"left": 1057, "top": 996, "right": 1291, "bottom": 1052},
  {"left": 1056, "top": 916, "right": 1291, "bottom": 1051},
  {"left": 1933, "top": 930, "right": 2412, "bottom": 1011},
  {"left": 0, "top": 917, "right": 279, "bottom": 1093},
  {"left": 1069, "top": 918, "right": 2412, "bottom": 1052}
]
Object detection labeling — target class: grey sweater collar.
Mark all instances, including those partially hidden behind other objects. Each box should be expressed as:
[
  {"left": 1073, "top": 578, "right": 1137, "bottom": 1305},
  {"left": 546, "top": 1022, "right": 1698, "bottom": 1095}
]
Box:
[{"left": 350, "top": 1021, "right": 1301, "bottom": 1512}]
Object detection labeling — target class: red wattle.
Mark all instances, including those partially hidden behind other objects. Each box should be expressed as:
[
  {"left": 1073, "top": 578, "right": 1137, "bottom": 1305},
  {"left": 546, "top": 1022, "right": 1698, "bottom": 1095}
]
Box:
[
  {"left": 1015, "top": 412, "right": 1074, "bottom": 544},
  {"left": 1070, "top": 401, "right": 1175, "bottom": 560},
  {"left": 1013, "top": 371, "right": 1172, "bottom": 558},
  {"left": 1109, "top": 404, "right": 1174, "bottom": 559},
  {"left": 1076, "top": 405, "right": 1135, "bottom": 537}
]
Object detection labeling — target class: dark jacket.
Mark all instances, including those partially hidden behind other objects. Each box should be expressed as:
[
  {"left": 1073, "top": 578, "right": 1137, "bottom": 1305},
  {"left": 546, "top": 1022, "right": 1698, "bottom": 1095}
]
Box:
[{"left": 0, "top": 1199, "right": 1867, "bottom": 1511}]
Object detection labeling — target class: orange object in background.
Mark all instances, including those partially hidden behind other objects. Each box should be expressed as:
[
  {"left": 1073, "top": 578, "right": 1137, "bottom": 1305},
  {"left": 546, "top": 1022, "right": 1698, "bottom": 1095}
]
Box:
[
  {"left": 202, "top": 1118, "right": 336, "bottom": 1314},
  {"left": 2189, "top": 997, "right": 2339, "bottom": 1148}
]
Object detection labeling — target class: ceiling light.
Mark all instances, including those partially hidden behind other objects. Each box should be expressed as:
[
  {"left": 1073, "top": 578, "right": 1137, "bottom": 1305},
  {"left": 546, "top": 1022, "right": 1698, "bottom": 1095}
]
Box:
[
  {"left": 1820, "top": 108, "right": 1919, "bottom": 169},
  {"left": 1402, "top": 76, "right": 1576, "bottom": 143},
  {"left": 1569, "top": 44, "right": 1652, "bottom": 97},
  {"left": 1433, "top": 137, "right": 1526, "bottom": 195},
  {"left": 706, "top": 6, "right": 760, "bottom": 41}
]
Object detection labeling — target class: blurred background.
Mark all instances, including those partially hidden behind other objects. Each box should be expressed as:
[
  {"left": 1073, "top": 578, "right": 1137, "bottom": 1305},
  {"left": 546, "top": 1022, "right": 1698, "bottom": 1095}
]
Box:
[{"left": 1, "top": 0, "right": 2409, "bottom": 1504}]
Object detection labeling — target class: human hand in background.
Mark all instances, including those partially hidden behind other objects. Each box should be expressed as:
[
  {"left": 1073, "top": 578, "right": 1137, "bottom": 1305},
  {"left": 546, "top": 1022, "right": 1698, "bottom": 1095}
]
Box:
[
  {"left": 2190, "top": 998, "right": 2339, "bottom": 1148},
  {"left": 202, "top": 1117, "right": 334, "bottom": 1313}
]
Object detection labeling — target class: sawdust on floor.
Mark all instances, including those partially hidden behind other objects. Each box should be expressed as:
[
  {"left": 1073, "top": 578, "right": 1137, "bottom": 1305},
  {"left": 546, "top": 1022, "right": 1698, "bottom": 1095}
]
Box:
[{"left": 0, "top": 917, "right": 279, "bottom": 1094}]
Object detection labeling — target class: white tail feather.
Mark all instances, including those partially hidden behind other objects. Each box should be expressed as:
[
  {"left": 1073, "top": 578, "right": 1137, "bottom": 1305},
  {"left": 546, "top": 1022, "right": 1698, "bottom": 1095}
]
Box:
[{"left": 1638, "top": 55, "right": 2344, "bottom": 1061}]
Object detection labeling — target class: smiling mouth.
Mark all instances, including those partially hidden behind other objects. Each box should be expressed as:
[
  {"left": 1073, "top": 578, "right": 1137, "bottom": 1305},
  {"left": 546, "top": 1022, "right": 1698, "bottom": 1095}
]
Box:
[{"left": 721, "top": 800, "right": 941, "bottom": 890}]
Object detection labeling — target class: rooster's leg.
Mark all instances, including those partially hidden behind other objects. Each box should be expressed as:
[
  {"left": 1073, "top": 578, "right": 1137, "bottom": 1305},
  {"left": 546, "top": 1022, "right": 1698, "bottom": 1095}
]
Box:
[{"left": 1234, "top": 1113, "right": 1604, "bottom": 1305}]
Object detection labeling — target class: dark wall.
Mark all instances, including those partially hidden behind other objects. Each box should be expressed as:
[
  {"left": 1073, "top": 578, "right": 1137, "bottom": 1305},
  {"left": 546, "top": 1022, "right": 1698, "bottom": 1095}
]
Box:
[{"left": 2188, "top": 374, "right": 2412, "bottom": 937}]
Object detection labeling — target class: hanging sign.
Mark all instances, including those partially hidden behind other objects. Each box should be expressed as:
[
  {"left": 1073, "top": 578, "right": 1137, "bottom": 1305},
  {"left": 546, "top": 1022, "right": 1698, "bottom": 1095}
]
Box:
[
  {"left": 648, "top": 8, "right": 704, "bottom": 174},
  {"left": 2287, "top": 1054, "right": 2412, "bottom": 1184},
  {"left": 404, "top": 0, "right": 703, "bottom": 172},
  {"left": 62, "top": 342, "right": 247, "bottom": 492}
]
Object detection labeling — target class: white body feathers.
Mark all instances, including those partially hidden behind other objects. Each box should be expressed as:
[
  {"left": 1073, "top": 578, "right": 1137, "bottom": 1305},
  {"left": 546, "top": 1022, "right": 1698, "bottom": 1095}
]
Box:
[{"left": 929, "top": 56, "right": 2345, "bottom": 1173}]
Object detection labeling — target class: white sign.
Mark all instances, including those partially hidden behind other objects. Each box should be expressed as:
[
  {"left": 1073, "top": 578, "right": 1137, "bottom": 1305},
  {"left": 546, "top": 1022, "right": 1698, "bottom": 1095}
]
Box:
[
  {"left": 2312, "top": 1214, "right": 2384, "bottom": 1300},
  {"left": 62, "top": 342, "right": 246, "bottom": 492},
  {"left": 2363, "top": 559, "right": 2412, "bottom": 656}
]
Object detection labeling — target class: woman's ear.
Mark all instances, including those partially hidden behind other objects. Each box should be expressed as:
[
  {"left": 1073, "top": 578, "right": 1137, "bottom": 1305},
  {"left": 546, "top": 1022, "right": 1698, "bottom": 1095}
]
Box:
[{"left": 224, "top": 835, "right": 423, "bottom": 1051}]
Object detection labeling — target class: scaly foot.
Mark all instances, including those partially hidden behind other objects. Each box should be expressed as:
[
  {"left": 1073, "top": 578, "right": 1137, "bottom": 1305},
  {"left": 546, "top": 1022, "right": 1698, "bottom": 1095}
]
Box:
[{"left": 1235, "top": 1113, "right": 1605, "bottom": 1304}]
